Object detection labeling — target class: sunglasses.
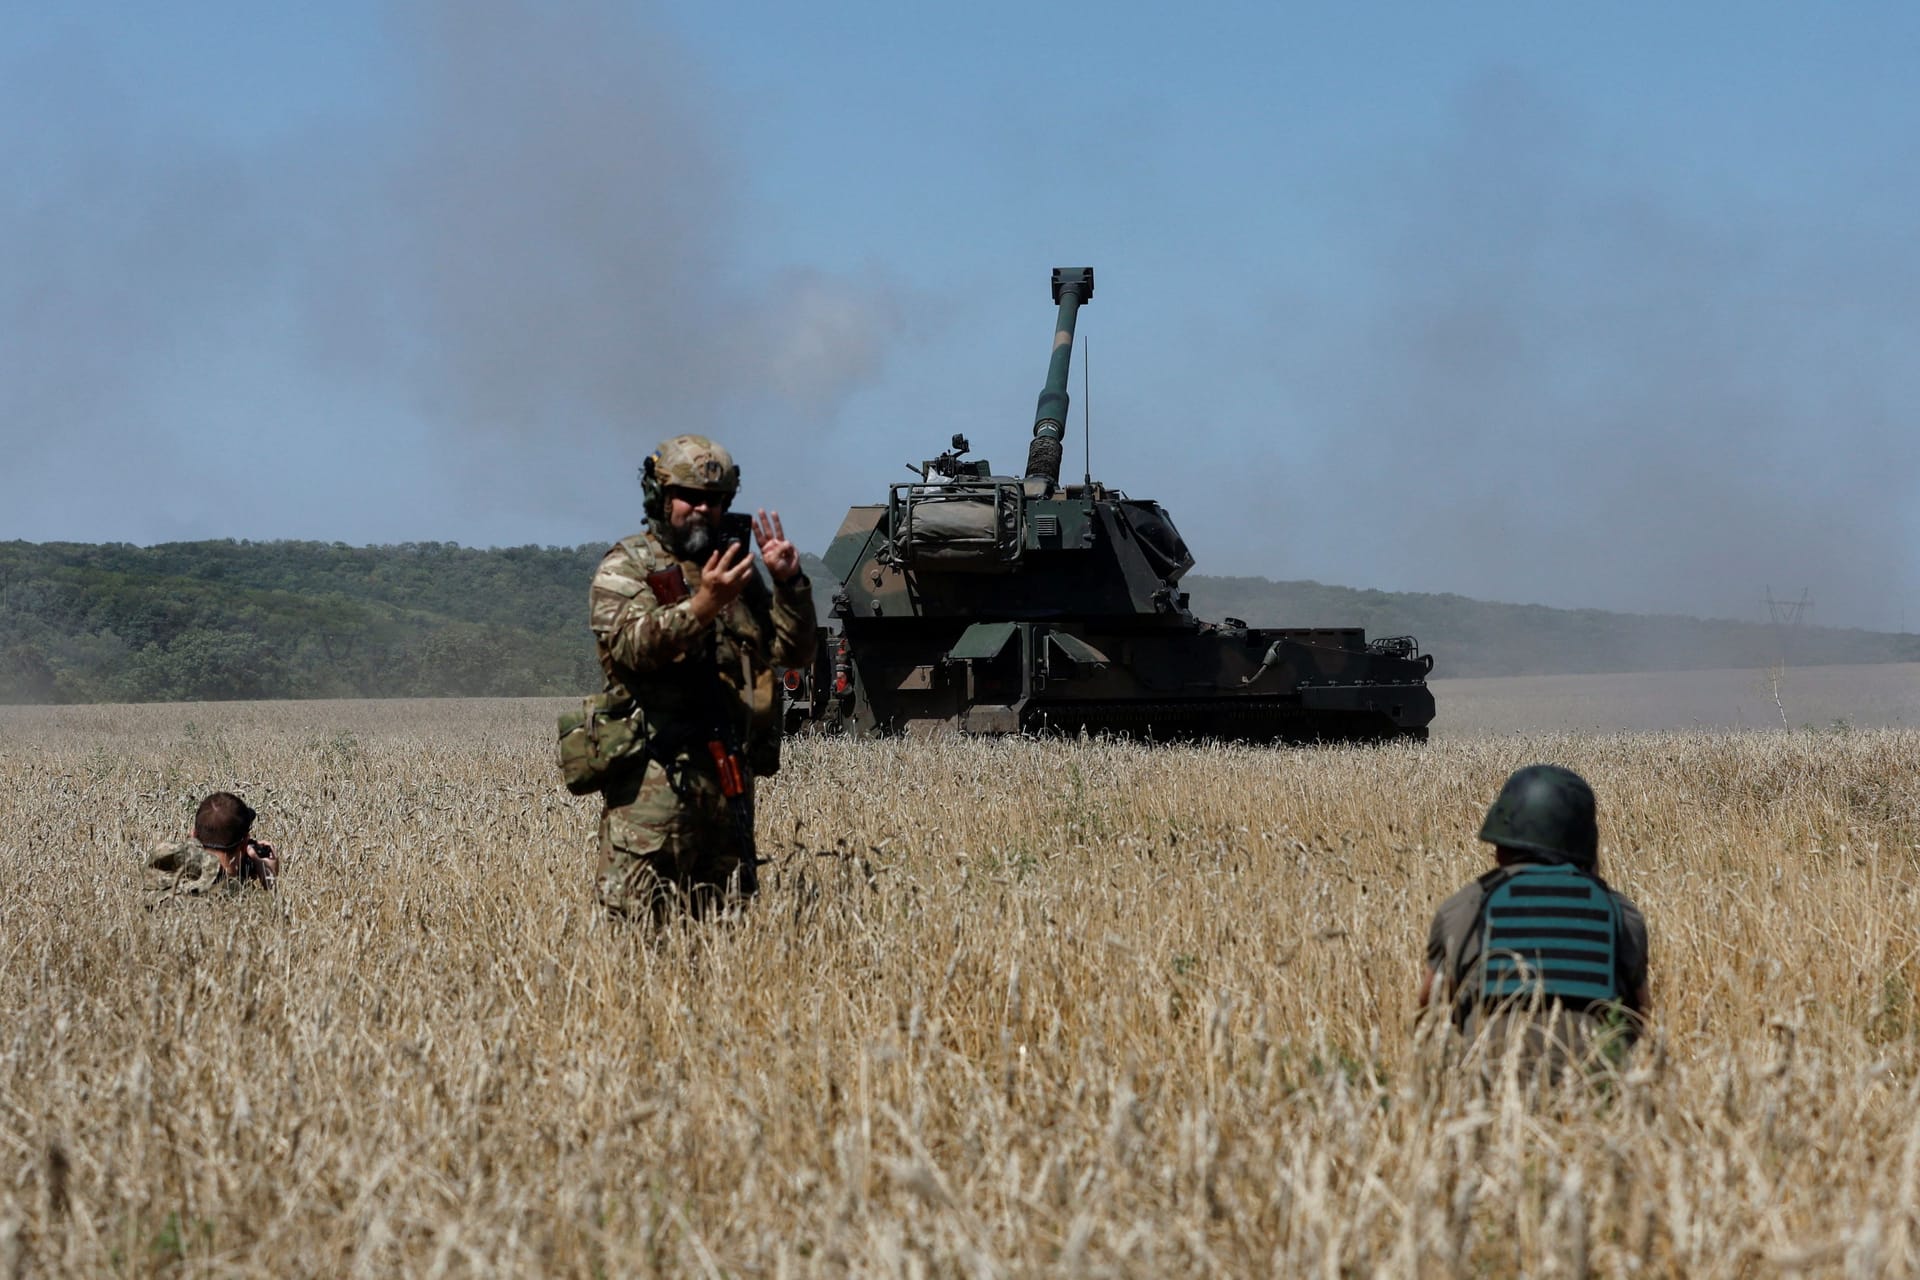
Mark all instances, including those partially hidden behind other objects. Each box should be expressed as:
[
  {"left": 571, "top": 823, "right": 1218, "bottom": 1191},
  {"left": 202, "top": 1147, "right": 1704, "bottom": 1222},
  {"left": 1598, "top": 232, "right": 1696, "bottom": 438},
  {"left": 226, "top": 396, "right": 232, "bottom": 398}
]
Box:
[{"left": 665, "top": 487, "right": 731, "bottom": 509}]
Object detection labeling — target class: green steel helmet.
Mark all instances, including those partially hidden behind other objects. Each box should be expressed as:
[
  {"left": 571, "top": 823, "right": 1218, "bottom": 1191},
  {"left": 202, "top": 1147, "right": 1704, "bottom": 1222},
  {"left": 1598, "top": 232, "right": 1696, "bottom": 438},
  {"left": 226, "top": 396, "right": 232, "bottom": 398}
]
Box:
[
  {"left": 640, "top": 434, "right": 741, "bottom": 520},
  {"left": 1478, "top": 764, "right": 1599, "bottom": 869}
]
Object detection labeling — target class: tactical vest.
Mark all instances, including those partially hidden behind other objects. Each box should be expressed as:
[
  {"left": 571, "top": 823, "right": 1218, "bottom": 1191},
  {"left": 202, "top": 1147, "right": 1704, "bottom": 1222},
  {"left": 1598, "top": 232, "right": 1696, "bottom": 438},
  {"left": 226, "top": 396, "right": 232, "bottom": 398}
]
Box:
[{"left": 1472, "top": 864, "right": 1624, "bottom": 1012}]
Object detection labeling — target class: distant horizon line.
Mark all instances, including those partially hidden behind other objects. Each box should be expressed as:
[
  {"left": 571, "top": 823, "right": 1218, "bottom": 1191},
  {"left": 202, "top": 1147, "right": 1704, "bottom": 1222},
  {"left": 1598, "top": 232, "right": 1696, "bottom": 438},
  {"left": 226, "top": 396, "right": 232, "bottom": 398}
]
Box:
[{"left": 3, "top": 535, "right": 1907, "bottom": 638}]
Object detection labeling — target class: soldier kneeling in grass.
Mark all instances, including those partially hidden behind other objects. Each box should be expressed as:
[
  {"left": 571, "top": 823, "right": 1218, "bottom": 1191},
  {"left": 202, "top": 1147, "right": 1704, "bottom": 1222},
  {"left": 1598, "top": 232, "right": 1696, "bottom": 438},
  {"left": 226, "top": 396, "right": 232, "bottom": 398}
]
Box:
[
  {"left": 145, "top": 791, "right": 279, "bottom": 906},
  {"left": 1420, "top": 765, "right": 1650, "bottom": 1078}
]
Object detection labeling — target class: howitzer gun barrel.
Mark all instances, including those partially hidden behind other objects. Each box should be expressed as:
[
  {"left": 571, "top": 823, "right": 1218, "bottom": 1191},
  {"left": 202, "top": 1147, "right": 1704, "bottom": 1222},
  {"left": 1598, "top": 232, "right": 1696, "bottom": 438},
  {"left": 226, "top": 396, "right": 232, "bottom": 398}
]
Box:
[{"left": 1024, "top": 267, "right": 1094, "bottom": 487}]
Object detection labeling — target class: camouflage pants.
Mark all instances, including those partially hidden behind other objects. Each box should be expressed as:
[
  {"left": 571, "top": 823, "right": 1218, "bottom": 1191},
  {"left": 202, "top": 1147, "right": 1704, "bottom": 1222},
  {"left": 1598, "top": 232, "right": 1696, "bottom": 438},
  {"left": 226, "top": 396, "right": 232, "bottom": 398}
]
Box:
[{"left": 596, "top": 754, "right": 755, "bottom": 922}]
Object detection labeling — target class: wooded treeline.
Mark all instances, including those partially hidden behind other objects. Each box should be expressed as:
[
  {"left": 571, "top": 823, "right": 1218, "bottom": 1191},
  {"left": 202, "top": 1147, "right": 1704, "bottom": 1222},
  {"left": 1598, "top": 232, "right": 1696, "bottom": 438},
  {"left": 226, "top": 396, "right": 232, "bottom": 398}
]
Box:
[
  {"left": 0, "top": 541, "right": 604, "bottom": 703},
  {"left": 2, "top": 540, "right": 1913, "bottom": 703}
]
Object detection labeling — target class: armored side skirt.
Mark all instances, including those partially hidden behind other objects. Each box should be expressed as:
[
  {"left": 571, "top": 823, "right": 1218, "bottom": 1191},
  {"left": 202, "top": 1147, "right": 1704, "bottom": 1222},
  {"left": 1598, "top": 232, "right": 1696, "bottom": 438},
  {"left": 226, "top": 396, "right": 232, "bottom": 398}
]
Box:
[{"left": 782, "top": 619, "right": 1437, "bottom": 744}]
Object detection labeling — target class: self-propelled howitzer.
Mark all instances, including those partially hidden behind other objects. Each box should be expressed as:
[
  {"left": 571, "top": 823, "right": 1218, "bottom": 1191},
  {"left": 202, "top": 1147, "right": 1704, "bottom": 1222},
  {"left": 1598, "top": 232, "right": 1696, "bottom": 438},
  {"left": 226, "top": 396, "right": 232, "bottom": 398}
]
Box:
[{"left": 785, "top": 266, "right": 1436, "bottom": 742}]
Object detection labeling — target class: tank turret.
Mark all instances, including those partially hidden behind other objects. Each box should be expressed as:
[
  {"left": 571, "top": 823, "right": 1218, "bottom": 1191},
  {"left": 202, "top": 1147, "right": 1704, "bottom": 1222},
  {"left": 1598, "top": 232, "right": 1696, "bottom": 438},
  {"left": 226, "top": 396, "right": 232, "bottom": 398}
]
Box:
[{"left": 788, "top": 267, "right": 1436, "bottom": 742}]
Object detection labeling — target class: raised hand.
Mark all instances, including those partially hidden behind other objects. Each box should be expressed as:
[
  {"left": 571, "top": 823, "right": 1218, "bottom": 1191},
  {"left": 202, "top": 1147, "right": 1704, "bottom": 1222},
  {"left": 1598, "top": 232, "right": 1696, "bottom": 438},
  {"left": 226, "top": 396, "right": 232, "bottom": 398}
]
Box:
[
  {"left": 754, "top": 508, "right": 801, "bottom": 582},
  {"left": 690, "top": 540, "right": 755, "bottom": 622}
]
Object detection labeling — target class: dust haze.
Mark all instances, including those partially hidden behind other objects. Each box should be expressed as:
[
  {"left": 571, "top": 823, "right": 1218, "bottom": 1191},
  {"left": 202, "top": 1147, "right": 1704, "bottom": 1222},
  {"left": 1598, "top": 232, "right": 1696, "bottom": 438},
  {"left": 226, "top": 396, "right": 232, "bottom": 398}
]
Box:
[
  {"left": 4, "top": 28, "right": 1915, "bottom": 632},
  {"left": 0, "top": 1, "right": 901, "bottom": 541},
  {"left": 1258, "top": 72, "right": 1920, "bottom": 631}
]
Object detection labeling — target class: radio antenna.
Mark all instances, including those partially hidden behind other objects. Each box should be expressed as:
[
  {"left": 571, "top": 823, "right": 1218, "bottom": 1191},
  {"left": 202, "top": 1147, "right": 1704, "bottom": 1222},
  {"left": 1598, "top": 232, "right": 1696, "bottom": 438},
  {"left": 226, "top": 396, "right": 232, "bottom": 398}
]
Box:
[{"left": 1082, "top": 336, "right": 1092, "bottom": 487}]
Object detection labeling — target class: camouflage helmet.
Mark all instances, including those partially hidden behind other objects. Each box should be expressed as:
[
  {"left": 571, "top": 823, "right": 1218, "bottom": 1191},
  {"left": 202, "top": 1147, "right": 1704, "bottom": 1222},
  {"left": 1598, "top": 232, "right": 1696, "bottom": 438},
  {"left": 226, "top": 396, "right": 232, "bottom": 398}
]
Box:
[
  {"left": 641, "top": 435, "right": 741, "bottom": 520},
  {"left": 1478, "top": 764, "right": 1599, "bottom": 869}
]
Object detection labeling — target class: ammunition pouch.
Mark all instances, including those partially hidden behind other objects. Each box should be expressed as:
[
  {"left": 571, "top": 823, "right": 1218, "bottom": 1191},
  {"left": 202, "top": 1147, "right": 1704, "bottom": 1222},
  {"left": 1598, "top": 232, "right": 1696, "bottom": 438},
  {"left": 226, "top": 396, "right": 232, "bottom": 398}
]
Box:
[{"left": 556, "top": 689, "right": 647, "bottom": 796}]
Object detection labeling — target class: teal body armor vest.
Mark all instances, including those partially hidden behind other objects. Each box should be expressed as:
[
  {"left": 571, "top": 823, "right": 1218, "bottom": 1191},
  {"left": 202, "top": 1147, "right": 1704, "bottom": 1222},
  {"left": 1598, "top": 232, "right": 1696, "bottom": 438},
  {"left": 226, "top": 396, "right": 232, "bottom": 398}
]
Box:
[{"left": 1475, "top": 864, "right": 1623, "bottom": 1011}]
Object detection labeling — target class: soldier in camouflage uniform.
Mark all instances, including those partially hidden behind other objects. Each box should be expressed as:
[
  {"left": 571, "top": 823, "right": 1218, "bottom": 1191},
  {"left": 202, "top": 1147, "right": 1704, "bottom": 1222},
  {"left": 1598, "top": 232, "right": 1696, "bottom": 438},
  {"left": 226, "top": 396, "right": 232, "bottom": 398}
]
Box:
[
  {"left": 1420, "top": 765, "right": 1650, "bottom": 1072},
  {"left": 144, "top": 791, "right": 279, "bottom": 907},
  {"left": 588, "top": 434, "right": 816, "bottom": 920}
]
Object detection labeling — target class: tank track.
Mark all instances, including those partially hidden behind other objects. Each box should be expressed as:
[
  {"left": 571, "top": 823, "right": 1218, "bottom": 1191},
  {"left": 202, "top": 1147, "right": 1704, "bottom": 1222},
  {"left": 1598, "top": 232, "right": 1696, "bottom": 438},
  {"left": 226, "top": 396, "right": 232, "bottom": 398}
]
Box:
[{"left": 1019, "top": 696, "right": 1427, "bottom": 744}]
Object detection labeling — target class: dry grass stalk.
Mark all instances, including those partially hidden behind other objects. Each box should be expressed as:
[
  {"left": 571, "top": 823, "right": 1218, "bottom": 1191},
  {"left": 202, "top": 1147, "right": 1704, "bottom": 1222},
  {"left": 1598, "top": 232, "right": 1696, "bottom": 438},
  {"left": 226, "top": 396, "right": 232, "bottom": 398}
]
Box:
[{"left": 1, "top": 700, "right": 1918, "bottom": 1274}]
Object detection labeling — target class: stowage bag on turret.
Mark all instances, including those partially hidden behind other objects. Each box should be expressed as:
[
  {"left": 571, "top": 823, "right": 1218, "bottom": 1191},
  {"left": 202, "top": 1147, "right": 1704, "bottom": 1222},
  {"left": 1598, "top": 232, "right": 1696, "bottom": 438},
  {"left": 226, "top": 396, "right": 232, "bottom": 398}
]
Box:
[{"left": 895, "top": 493, "right": 1019, "bottom": 568}]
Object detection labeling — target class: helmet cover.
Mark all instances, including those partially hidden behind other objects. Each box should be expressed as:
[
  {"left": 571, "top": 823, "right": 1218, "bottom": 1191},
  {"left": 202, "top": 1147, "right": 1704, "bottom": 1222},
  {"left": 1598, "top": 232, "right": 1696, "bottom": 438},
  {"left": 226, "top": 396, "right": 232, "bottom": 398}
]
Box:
[{"left": 641, "top": 435, "right": 740, "bottom": 519}]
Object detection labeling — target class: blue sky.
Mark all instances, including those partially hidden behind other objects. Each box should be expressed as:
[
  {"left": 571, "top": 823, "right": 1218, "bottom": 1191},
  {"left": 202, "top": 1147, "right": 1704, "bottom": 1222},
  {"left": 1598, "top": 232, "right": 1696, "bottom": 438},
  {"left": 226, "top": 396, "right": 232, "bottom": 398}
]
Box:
[{"left": 5, "top": 2, "right": 1918, "bottom": 628}]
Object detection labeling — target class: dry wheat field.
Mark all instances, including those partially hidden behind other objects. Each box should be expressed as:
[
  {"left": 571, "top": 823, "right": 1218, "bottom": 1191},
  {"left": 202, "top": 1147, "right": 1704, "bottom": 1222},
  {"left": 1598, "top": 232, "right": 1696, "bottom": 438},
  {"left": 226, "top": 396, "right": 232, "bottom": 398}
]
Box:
[
  {"left": 4, "top": 697, "right": 1920, "bottom": 1276},
  {"left": 1433, "top": 662, "right": 1920, "bottom": 737}
]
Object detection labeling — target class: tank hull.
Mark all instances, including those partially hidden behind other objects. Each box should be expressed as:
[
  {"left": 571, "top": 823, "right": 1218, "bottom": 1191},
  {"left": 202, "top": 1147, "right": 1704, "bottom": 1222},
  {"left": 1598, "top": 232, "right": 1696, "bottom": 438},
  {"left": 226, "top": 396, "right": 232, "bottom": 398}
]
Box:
[{"left": 789, "top": 617, "right": 1434, "bottom": 743}]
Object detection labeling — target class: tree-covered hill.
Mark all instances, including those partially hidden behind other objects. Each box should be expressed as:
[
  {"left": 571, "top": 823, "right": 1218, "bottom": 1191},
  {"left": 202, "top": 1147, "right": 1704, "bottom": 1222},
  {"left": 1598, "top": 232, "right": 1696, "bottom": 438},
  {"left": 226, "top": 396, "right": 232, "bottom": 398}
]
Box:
[
  {"left": 1, "top": 540, "right": 1913, "bottom": 702},
  {"left": 0, "top": 540, "right": 604, "bottom": 703}
]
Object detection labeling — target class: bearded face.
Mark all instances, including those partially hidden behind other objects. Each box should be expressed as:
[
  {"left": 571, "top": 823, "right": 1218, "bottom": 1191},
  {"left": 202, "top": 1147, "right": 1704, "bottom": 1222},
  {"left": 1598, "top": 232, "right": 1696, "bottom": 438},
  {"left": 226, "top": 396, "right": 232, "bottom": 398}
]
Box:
[
  {"left": 659, "top": 488, "right": 730, "bottom": 561},
  {"left": 666, "top": 509, "right": 716, "bottom": 560}
]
